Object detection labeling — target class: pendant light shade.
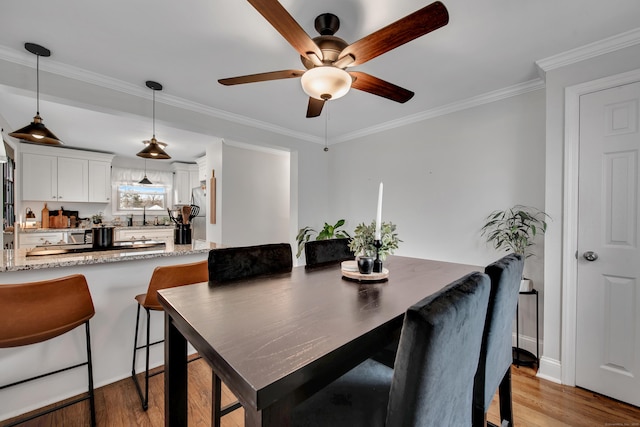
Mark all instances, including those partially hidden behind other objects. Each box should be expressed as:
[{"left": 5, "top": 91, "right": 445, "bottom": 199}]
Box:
[
  {"left": 9, "top": 43, "right": 63, "bottom": 146},
  {"left": 137, "top": 81, "right": 170, "bottom": 159},
  {"left": 138, "top": 137, "right": 170, "bottom": 159},
  {"left": 139, "top": 175, "right": 153, "bottom": 185}
]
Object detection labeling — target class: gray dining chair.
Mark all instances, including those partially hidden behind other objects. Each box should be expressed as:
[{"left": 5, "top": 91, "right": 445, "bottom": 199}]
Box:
[
  {"left": 473, "top": 253, "right": 524, "bottom": 427},
  {"left": 304, "top": 238, "right": 355, "bottom": 268},
  {"left": 207, "top": 242, "right": 293, "bottom": 426},
  {"left": 292, "top": 271, "right": 491, "bottom": 427}
]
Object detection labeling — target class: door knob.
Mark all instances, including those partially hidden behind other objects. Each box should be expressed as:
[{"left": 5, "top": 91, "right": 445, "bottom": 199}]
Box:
[{"left": 583, "top": 251, "right": 598, "bottom": 261}]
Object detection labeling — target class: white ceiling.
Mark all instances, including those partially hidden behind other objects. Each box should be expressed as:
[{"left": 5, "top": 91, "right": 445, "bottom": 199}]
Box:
[{"left": 1, "top": 0, "right": 640, "bottom": 162}]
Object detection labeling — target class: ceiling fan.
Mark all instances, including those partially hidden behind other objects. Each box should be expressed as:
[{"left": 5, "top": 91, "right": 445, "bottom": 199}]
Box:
[{"left": 218, "top": 0, "right": 449, "bottom": 118}]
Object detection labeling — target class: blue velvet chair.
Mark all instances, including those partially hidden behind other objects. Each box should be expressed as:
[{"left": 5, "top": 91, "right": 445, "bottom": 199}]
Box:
[
  {"left": 473, "top": 253, "right": 525, "bottom": 427},
  {"left": 292, "top": 271, "right": 491, "bottom": 427},
  {"left": 208, "top": 243, "right": 293, "bottom": 427},
  {"left": 304, "top": 238, "right": 354, "bottom": 268}
]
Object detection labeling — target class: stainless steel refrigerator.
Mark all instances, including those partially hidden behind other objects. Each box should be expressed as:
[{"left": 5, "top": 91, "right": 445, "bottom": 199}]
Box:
[{"left": 191, "top": 186, "right": 206, "bottom": 241}]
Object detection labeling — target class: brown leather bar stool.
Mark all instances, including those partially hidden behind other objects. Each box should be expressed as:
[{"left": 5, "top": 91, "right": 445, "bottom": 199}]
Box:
[
  {"left": 0, "top": 274, "right": 96, "bottom": 427},
  {"left": 131, "top": 259, "right": 208, "bottom": 410}
]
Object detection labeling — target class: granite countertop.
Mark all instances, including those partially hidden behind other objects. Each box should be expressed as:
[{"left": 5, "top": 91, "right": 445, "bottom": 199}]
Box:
[
  {"left": 19, "top": 225, "right": 175, "bottom": 233},
  {"left": 0, "top": 240, "right": 217, "bottom": 272}
]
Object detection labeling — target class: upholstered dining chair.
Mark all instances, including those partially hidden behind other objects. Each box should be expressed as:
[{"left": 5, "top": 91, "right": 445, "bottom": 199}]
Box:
[
  {"left": 0, "top": 274, "right": 96, "bottom": 427},
  {"left": 473, "top": 253, "right": 524, "bottom": 427},
  {"left": 292, "top": 271, "right": 491, "bottom": 427},
  {"left": 208, "top": 242, "right": 293, "bottom": 427},
  {"left": 304, "top": 238, "right": 354, "bottom": 268},
  {"left": 131, "top": 259, "right": 208, "bottom": 410}
]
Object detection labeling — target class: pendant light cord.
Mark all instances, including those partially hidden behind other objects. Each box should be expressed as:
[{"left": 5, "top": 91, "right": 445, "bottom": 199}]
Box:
[
  {"left": 36, "top": 54, "right": 40, "bottom": 115},
  {"left": 152, "top": 89, "right": 156, "bottom": 138}
]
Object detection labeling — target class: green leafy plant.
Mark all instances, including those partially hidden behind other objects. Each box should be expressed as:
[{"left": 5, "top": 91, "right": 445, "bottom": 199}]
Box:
[
  {"left": 91, "top": 212, "right": 103, "bottom": 224},
  {"left": 481, "top": 205, "right": 549, "bottom": 258},
  {"left": 296, "top": 219, "right": 351, "bottom": 258},
  {"left": 349, "top": 221, "right": 401, "bottom": 261}
]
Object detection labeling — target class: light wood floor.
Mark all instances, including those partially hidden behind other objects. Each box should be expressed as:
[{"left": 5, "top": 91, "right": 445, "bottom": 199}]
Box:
[{"left": 2, "top": 360, "right": 639, "bottom": 426}]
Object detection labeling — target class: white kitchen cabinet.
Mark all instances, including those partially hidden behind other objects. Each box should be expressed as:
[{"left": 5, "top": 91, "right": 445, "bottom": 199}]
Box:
[
  {"left": 196, "top": 156, "right": 207, "bottom": 182},
  {"left": 22, "top": 154, "right": 87, "bottom": 202},
  {"left": 115, "top": 227, "right": 173, "bottom": 244},
  {"left": 21, "top": 152, "right": 58, "bottom": 201},
  {"left": 88, "top": 160, "right": 111, "bottom": 203},
  {"left": 21, "top": 144, "right": 114, "bottom": 203},
  {"left": 57, "top": 156, "right": 89, "bottom": 202},
  {"left": 172, "top": 163, "right": 199, "bottom": 205},
  {"left": 18, "top": 231, "right": 66, "bottom": 249}
]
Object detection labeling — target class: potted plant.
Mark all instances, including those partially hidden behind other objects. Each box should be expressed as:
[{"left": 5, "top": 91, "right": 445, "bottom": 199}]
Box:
[
  {"left": 92, "top": 212, "right": 103, "bottom": 224},
  {"left": 296, "top": 219, "right": 351, "bottom": 258},
  {"left": 349, "top": 221, "right": 401, "bottom": 261},
  {"left": 481, "top": 205, "right": 549, "bottom": 291}
]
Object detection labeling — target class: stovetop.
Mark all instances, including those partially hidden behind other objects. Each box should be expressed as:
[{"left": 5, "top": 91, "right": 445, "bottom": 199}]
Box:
[{"left": 26, "top": 240, "right": 166, "bottom": 257}]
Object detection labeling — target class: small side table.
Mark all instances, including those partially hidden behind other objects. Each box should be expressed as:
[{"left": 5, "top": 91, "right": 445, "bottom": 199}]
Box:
[{"left": 512, "top": 288, "right": 539, "bottom": 367}]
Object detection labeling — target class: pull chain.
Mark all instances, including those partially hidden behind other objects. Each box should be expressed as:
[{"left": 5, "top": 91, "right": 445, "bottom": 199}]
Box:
[{"left": 324, "top": 102, "right": 329, "bottom": 152}]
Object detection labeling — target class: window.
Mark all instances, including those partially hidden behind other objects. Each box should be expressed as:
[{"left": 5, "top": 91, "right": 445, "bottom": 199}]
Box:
[{"left": 117, "top": 184, "right": 167, "bottom": 212}]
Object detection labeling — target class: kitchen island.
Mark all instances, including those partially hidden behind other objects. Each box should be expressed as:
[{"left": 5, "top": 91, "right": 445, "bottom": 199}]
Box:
[{"left": 0, "top": 240, "right": 218, "bottom": 422}]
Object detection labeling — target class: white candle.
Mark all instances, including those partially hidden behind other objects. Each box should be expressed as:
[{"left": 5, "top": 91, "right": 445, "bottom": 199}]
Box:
[{"left": 375, "top": 182, "right": 383, "bottom": 240}]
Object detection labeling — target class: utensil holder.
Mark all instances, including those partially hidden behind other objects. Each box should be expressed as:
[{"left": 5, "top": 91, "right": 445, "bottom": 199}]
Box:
[{"left": 174, "top": 224, "right": 192, "bottom": 244}]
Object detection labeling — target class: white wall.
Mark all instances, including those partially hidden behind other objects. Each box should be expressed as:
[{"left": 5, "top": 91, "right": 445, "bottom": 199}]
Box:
[
  {"left": 220, "top": 142, "right": 290, "bottom": 247},
  {"left": 329, "top": 89, "right": 546, "bottom": 343}
]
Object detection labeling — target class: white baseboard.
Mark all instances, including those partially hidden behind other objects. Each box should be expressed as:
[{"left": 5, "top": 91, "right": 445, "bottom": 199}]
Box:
[{"left": 537, "top": 356, "right": 562, "bottom": 383}]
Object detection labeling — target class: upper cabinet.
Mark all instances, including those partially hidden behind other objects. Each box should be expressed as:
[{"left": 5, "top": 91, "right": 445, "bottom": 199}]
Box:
[
  {"left": 88, "top": 160, "right": 112, "bottom": 203},
  {"left": 21, "top": 144, "right": 114, "bottom": 203},
  {"left": 172, "top": 163, "right": 199, "bottom": 205}
]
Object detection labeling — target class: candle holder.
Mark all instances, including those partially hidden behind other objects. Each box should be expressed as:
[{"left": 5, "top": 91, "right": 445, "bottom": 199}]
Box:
[{"left": 373, "top": 239, "right": 383, "bottom": 273}]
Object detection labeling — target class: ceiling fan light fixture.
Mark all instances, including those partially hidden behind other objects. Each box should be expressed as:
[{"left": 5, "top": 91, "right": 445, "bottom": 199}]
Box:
[
  {"left": 301, "top": 66, "right": 351, "bottom": 101},
  {"left": 9, "top": 43, "right": 63, "bottom": 146}
]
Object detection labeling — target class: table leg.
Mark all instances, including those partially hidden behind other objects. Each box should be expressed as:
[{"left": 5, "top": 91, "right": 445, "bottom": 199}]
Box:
[
  {"left": 244, "top": 396, "right": 293, "bottom": 427},
  {"left": 165, "top": 312, "right": 188, "bottom": 427}
]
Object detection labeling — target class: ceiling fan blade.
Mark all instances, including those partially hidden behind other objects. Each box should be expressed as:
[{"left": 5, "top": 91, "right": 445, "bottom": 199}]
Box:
[
  {"left": 247, "top": 0, "right": 323, "bottom": 60},
  {"left": 338, "top": 1, "right": 449, "bottom": 67},
  {"left": 349, "top": 71, "right": 414, "bottom": 103},
  {"left": 306, "top": 97, "right": 325, "bottom": 118},
  {"left": 218, "top": 70, "right": 304, "bottom": 85}
]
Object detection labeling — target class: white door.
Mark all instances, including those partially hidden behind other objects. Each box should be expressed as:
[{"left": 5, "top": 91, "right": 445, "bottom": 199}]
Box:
[{"left": 575, "top": 81, "right": 640, "bottom": 406}]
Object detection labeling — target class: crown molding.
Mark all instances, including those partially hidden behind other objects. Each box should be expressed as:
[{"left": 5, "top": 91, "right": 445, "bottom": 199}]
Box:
[
  {"left": 334, "top": 78, "right": 545, "bottom": 144},
  {"left": 536, "top": 27, "right": 640, "bottom": 76},
  {"left": 0, "top": 45, "right": 319, "bottom": 144}
]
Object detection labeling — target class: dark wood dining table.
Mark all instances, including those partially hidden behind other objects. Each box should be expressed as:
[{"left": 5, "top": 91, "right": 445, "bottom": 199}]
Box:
[{"left": 158, "top": 255, "right": 481, "bottom": 427}]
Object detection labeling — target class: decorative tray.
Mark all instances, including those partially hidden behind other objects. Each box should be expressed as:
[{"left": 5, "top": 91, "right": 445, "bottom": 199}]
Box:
[{"left": 341, "top": 261, "right": 389, "bottom": 282}]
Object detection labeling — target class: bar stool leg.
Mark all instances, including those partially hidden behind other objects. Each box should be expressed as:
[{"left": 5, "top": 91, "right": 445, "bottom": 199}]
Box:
[
  {"left": 85, "top": 322, "right": 96, "bottom": 427},
  {"left": 131, "top": 304, "right": 150, "bottom": 410}
]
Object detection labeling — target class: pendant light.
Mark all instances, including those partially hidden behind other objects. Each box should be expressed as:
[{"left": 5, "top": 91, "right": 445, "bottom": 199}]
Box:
[
  {"left": 9, "top": 43, "right": 63, "bottom": 145},
  {"left": 139, "top": 159, "right": 152, "bottom": 185},
  {"left": 136, "top": 81, "right": 170, "bottom": 159}
]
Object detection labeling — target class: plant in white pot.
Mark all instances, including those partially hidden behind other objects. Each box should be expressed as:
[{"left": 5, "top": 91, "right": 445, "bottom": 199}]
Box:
[{"left": 481, "top": 205, "right": 549, "bottom": 292}]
